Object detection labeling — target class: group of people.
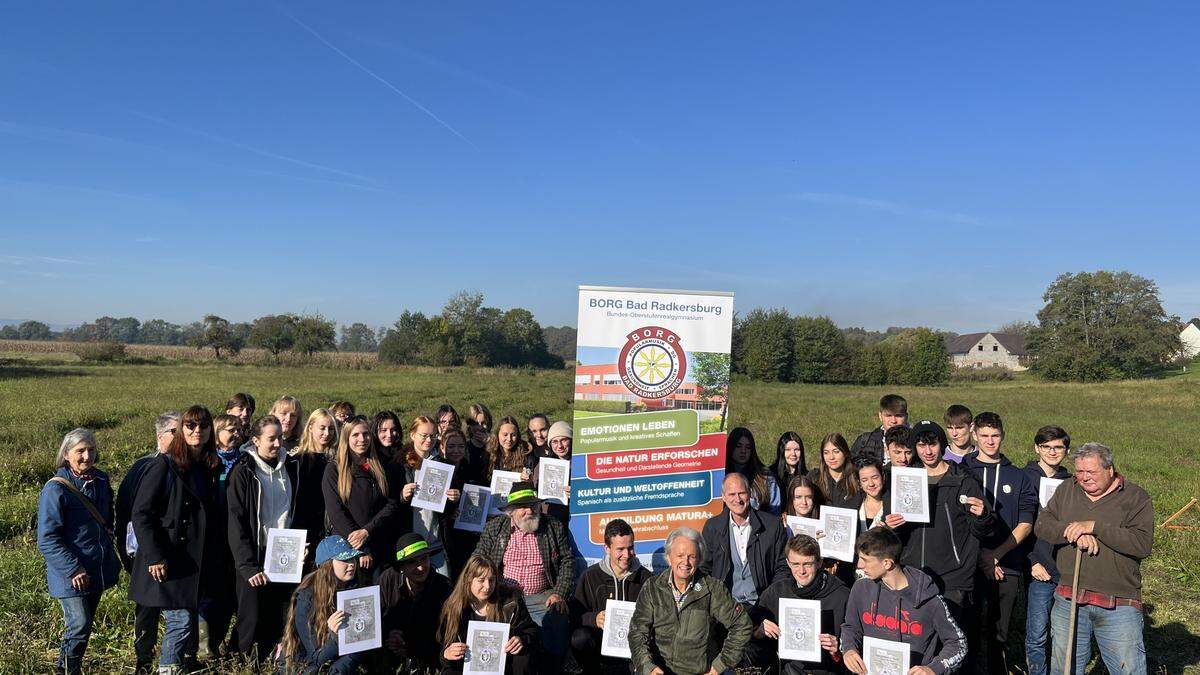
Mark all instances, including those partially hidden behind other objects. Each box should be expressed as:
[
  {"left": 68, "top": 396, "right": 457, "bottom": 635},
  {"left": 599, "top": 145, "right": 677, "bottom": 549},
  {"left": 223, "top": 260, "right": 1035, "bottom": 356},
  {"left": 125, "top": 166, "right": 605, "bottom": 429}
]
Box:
[{"left": 35, "top": 392, "right": 1154, "bottom": 675}]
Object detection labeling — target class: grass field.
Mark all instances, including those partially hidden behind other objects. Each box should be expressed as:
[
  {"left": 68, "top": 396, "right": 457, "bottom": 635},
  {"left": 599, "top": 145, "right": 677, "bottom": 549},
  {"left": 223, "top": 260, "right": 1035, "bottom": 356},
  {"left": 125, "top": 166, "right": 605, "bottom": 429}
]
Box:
[{"left": 2, "top": 352, "right": 1198, "bottom": 672}]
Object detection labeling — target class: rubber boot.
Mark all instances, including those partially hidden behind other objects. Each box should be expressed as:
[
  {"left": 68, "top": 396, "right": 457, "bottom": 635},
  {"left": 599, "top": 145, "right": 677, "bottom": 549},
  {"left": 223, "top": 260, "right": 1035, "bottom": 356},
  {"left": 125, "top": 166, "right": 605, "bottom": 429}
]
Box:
[{"left": 195, "top": 619, "right": 212, "bottom": 661}]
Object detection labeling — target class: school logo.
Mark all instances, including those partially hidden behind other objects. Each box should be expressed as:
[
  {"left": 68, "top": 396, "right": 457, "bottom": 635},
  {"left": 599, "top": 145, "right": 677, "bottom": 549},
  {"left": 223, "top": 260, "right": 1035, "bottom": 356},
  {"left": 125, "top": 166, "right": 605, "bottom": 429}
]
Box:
[{"left": 618, "top": 326, "right": 687, "bottom": 399}]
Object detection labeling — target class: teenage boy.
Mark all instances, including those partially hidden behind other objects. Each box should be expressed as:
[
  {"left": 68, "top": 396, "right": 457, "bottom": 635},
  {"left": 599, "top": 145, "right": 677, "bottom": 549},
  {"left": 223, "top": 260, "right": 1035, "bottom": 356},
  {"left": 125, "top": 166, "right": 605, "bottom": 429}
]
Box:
[
  {"left": 896, "top": 420, "right": 992, "bottom": 671},
  {"left": 752, "top": 534, "right": 849, "bottom": 675},
  {"left": 570, "top": 519, "right": 653, "bottom": 675},
  {"left": 851, "top": 394, "right": 908, "bottom": 464},
  {"left": 942, "top": 405, "right": 975, "bottom": 464},
  {"left": 884, "top": 426, "right": 912, "bottom": 467},
  {"left": 1021, "top": 426, "right": 1071, "bottom": 675},
  {"left": 840, "top": 527, "right": 966, "bottom": 675},
  {"left": 963, "top": 411, "right": 1037, "bottom": 675}
]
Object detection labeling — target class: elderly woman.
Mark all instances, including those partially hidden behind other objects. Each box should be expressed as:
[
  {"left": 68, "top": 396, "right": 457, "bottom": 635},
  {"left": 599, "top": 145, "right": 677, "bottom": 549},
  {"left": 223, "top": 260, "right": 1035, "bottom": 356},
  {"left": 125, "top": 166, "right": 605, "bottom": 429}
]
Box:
[{"left": 37, "top": 427, "right": 120, "bottom": 675}]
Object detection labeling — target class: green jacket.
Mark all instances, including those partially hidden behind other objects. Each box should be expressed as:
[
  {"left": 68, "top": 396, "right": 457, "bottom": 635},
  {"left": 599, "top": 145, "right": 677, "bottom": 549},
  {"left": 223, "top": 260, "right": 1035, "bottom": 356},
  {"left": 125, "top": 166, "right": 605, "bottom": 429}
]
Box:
[{"left": 628, "top": 570, "right": 752, "bottom": 675}]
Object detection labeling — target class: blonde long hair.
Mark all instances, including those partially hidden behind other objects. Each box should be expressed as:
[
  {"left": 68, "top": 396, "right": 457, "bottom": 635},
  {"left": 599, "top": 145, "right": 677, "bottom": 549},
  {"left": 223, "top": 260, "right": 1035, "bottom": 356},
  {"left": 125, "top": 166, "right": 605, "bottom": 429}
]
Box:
[
  {"left": 270, "top": 395, "right": 304, "bottom": 444},
  {"left": 297, "top": 408, "right": 339, "bottom": 456},
  {"left": 280, "top": 561, "right": 341, "bottom": 668},
  {"left": 436, "top": 556, "right": 505, "bottom": 645},
  {"left": 336, "top": 416, "right": 389, "bottom": 503}
]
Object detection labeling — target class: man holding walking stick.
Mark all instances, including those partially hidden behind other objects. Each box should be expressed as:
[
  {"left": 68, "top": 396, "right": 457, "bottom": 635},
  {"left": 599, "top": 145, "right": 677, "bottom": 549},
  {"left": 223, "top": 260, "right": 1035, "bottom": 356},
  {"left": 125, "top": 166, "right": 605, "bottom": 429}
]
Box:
[{"left": 1034, "top": 442, "right": 1154, "bottom": 675}]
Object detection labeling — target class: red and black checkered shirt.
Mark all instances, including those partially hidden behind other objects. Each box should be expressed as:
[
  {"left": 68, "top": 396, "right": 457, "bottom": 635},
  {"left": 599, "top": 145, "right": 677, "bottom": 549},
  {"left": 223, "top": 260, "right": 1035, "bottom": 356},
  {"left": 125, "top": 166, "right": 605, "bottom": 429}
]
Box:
[{"left": 502, "top": 525, "right": 548, "bottom": 595}]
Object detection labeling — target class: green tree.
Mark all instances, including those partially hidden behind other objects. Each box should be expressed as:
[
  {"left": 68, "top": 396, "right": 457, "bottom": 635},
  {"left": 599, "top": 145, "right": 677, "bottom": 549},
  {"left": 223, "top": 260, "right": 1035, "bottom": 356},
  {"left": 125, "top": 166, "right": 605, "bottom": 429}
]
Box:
[
  {"left": 890, "top": 328, "right": 951, "bottom": 385},
  {"left": 734, "top": 308, "right": 794, "bottom": 382},
  {"left": 140, "top": 319, "right": 184, "bottom": 345},
  {"left": 248, "top": 314, "right": 297, "bottom": 357},
  {"left": 188, "top": 314, "right": 242, "bottom": 358},
  {"left": 338, "top": 322, "right": 379, "bottom": 352},
  {"left": 542, "top": 325, "right": 577, "bottom": 363},
  {"left": 692, "top": 352, "right": 732, "bottom": 431},
  {"left": 16, "top": 321, "right": 51, "bottom": 340},
  {"left": 378, "top": 311, "right": 431, "bottom": 364},
  {"left": 1027, "top": 271, "right": 1181, "bottom": 381},
  {"left": 497, "top": 308, "right": 562, "bottom": 368},
  {"left": 293, "top": 314, "right": 337, "bottom": 357},
  {"left": 792, "top": 316, "right": 847, "bottom": 383}
]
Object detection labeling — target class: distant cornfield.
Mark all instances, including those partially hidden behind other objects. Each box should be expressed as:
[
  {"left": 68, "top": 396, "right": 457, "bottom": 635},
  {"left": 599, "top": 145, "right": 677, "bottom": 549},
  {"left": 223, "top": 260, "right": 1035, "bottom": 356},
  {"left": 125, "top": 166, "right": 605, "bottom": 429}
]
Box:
[{"left": 0, "top": 339, "right": 380, "bottom": 369}]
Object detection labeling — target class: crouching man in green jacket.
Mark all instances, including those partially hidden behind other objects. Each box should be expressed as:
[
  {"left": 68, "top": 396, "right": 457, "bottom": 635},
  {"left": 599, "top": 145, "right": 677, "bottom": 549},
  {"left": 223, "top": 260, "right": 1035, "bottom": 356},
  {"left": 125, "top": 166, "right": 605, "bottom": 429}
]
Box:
[{"left": 628, "top": 526, "right": 753, "bottom": 675}]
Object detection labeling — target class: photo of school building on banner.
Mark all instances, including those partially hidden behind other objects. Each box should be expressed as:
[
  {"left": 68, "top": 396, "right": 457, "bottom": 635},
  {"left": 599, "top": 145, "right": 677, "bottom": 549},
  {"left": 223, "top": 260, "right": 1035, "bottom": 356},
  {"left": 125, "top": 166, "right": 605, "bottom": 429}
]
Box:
[{"left": 570, "top": 285, "right": 734, "bottom": 567}]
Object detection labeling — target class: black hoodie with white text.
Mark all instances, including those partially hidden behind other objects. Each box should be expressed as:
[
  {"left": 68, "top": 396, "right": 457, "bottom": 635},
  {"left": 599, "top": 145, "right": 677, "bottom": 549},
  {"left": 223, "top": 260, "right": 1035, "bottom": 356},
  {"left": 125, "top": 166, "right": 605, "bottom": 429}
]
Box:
[{"left": 895, "top": 460, "right": 994, "bottom": 593}]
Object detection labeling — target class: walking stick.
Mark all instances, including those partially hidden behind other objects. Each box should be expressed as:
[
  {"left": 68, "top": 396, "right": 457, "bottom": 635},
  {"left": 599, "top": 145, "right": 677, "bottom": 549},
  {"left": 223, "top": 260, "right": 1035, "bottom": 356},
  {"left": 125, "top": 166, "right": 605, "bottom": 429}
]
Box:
[{"left": 1062, "top": 546, "right": 1084, "bottom": 675}]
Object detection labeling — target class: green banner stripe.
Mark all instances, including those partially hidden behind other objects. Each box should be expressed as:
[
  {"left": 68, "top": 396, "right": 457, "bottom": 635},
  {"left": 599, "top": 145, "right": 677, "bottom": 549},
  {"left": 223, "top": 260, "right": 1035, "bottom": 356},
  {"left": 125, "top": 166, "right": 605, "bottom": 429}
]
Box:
[
  {"left": 396, "top": 541, "right": 429, "bottom": 560},
  {"left": 507, "top": 489, "right": 537, "bottom": 502}
]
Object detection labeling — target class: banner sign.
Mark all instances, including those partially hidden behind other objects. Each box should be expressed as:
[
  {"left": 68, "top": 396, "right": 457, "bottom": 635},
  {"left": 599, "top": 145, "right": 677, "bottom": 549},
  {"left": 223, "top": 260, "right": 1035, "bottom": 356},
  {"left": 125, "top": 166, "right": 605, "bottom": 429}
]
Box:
[{"left": 571, "top": 285, "right": 734, "bottom": 566}]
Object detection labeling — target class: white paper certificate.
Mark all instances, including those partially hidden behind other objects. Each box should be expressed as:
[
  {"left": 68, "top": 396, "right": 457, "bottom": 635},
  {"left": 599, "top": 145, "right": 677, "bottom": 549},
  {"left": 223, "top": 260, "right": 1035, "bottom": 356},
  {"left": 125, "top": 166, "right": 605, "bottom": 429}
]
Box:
[
  {"left": 413, "top": 459, "right": 456, "bottom": 513},
  {"left": 336, "top": 585, "right": 382, "bottom": 655},
  {"left": 489, "top": 470, "right": 522, "bottom": 515},
  {"left": 1039, "top": 477, "right": 1065, "bottom": 508},
  {"left": 777, "top": 598, "right": 822, "bottom": 662},
  {"left": 465, "top": 620, "right": 511, "bottom": 675},
  {"left": 263, "top": 528, "right": 307, "bottom": 583},
  {"left": 537, "top": 458, "right": 571, "bottom": 505},
  {"left": 819, "top": 506, "right": 858, "bottom": 562},
  {"left": 455, "top": 484, "right": 492, "bottom": 532},
  {"left": 600, "top": 599, "right": 637, "bottom": 659},
  {"left": 786, "top": 516, "right": 823, "bottom": 540},
  {"left": 890, "top": 466, "right": 931, "bottom": 524},
  {"left": 863, "top": 635, "right": 910, "bottom": 675}
]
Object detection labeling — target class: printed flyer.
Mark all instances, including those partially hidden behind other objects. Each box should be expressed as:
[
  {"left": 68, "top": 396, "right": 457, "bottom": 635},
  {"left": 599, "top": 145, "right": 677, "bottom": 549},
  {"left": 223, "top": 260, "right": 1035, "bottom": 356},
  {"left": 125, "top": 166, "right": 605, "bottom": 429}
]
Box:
[{"left": 571, "top": 285, "right": 734, "bottom": 566}]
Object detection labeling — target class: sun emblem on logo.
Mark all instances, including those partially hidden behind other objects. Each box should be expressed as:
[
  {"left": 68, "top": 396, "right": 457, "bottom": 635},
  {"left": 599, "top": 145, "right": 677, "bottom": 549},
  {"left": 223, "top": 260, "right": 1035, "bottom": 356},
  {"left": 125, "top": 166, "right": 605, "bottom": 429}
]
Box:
[{"left": 618, "top": 326, "right": 687, "bottom": 399}]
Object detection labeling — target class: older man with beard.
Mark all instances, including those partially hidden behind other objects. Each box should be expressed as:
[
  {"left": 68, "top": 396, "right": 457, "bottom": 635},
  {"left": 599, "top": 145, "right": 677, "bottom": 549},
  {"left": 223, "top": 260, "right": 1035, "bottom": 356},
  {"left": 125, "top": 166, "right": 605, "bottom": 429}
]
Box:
[{"left": 475, "top": 481, "right": 577, "bottom": 666}]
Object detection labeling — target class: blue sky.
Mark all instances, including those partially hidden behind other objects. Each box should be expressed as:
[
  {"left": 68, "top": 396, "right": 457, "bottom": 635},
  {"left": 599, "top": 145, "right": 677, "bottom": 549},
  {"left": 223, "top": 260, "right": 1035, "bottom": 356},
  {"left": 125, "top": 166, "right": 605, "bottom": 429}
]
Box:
[{"left": 3, "top": 2, "right": 1197, "bottom": 331}]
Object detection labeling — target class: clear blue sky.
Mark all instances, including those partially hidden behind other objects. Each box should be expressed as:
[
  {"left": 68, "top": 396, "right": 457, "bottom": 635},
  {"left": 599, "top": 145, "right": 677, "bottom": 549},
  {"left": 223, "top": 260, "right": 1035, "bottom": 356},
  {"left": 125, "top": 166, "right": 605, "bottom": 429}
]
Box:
[{"left": 3, "top": 2, "right": 1197, "bottom": 331}]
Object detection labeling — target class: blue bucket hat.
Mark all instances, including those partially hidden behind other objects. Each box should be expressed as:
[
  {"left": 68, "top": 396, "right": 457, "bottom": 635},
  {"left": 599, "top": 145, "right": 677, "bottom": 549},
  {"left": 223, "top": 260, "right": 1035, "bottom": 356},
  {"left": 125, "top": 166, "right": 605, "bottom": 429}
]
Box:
[{"left": 315, "top": 535, "right": 364, "bottom": 565}]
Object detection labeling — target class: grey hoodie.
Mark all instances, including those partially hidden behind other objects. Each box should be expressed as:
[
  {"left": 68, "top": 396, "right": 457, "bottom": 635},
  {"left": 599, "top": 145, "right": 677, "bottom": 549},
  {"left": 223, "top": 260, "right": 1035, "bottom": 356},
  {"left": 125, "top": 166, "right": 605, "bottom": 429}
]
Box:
[{"left": 840, "top": 567, "right": 966, "bottom": 674}]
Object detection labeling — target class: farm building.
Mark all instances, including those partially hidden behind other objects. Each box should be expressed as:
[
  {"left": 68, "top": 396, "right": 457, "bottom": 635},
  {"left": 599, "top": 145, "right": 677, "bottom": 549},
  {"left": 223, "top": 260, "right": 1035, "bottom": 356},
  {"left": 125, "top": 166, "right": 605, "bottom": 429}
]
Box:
[
  {"left": 947, "top": 332, "right": 1027, "bottom": 371},
  {"left": 1181, "top": 321, "right": 1200, "bottom": 358},
  {"left": 574, "top": 362, "right": 724, "bottom": 417}
]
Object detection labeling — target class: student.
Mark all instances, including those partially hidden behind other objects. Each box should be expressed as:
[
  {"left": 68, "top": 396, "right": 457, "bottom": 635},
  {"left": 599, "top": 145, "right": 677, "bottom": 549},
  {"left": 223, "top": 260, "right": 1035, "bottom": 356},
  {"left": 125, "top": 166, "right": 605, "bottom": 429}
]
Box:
[
  {"left": 128, "top": 405, "right": 222, "bottom": 675},
  {"left": 380, "top": 533, "right": 454, "bottom": 673},
  {"left": 484, "top": 415, "right": 535, "bottom": 482},
  {"left": 398, "top": 415, "right": 460, "bottom": 578},
  {"left": 226, "top": 415, "right": 308, "bottom": 662},
  {"left": 295, "top": 408, "right": 339, "bottom": 458},
  {"left": 770, "top": 432, "right": 808, "bottom": 498},
  {"left": 277, "top": 536, "right": 373, "bottom": 674},
  {"left": 526, "top": 412, "right": 551, "bottom": 459},
  {"left": 328, "top": 401, "right": 355, "bottom": 425},
  {"left": 114, "top": 412, "right": 179, "bottom": 674},
  {"left": 855, "top": 457, "right": 899, "bottom": 533},
  {"left": 37, "top": 428, "right": 121, "bottom": 675},
  {"left": 942, "top": 404, "right": 975, "bottom": 464},
  {"left": 850, "top": 394, "right": 908, "bottom": 464},
  {"left": 751, "top": 534, "right": 849, "bottom": 675},
  {"left": 201, "top": 414, "right": 245, "bottom": 660},
  {"left": 437, "top": 555, "right": 538, "bottom": 675},
  {"left": 465, "top": 403, "right": 493, "bottom": 468},
  {"left": 436, "top": 404, "right": 464, "bottom": 439},
  {"left": 372, "top": 410, "right": 403, "bottom": 465},
  {"left": 1022, "top": 425, "right": 1071, "bottom": 675},
  {"left": 726, "top": 427, "right": 781, "bottom": 514},
  {"left": 883, "top": 425, "right": 913, "bottom": 467},
  {"left": 963, "top": 411, "right": 1037, "bottom": 675},
  {"left": 225, "top": 392, "right": 255, "bottom": 432},
  {"left": 840, "top": 527, "right": 966, "bottom": 675},
  {"left": 539, "top": 421, "right": 573, "bottom": 525},
  {"left": 808, "top": 433, "right": 860, "bottom": 509},
  {"left": 783, "top": 474, "right": 823, "bottom": 523},
  {"left": 443, "top": 429, "right": 482, "bottom": 577},
  {"left": 322, "top": 416, "right": 407, "bottom": 572},
  {"left": 569, "top": 519, "right": 653, "bottom": 675},
  {"left": 268, "top": 396, "right": 304, "bottom": 454},
  {"left": 291, "top": 409, "right": 337, "bottom": 568},
  {"left": 895, "top": 420, "right": 992, "bottom": 672}
]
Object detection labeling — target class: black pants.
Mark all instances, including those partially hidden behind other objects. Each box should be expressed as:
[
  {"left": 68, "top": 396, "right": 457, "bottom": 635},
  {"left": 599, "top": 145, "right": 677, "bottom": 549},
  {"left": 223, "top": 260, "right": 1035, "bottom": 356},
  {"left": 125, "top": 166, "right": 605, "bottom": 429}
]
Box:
[
  {"left": 978, "top": 572, "right": 1020, "bottom": 674},
  {"left": 568, "top": 626, "right": 631, "bottom": 675},
  {"left": 943, "top": 587, "right": 979, "bottom": 672},
  {"left": 442, "top": 653, "right": 529, "bottom": 675},
  {"left": 233, "top": 576, "right": 295, "bottom": 661},
  {"left": 134, "top": 604, "right": 160, "bottom": 666}
]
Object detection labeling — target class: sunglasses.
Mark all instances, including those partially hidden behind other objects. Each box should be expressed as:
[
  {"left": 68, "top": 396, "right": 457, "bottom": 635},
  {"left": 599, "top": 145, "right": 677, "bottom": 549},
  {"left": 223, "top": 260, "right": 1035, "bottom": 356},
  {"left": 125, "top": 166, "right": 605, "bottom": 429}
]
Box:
[{"left": 183, "top": 421, "right": 209, "bottom": 431}]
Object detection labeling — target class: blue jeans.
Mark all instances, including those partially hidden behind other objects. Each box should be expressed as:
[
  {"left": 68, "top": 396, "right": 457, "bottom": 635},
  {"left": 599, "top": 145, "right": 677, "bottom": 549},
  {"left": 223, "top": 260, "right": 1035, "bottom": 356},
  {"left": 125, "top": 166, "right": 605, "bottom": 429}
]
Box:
[
  {"left": 1050, "top": 593, "right": 1146, "bottom": 675},
  {"left": 58, "top": 593, "right": 102, "bottom": 671},
  {"left": 159, "top": 608, "right": 194, "bottom": 670},
  {"left": 525, "top": 591, "right": 569, "bottom": 657},
  {"left": 1026, "top": 578, "right": 1057, "bottom": 675}
]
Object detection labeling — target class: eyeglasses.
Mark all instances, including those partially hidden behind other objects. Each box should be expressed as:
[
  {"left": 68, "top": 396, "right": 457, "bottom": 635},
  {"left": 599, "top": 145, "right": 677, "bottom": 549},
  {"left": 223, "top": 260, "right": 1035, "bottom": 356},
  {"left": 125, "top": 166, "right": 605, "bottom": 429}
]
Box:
[
  {"left": 416, "top": 432, "right": 435, "bottom": 441},
  {"left": 1037, "top": 444, "right": 1067, "bottom": 452}
]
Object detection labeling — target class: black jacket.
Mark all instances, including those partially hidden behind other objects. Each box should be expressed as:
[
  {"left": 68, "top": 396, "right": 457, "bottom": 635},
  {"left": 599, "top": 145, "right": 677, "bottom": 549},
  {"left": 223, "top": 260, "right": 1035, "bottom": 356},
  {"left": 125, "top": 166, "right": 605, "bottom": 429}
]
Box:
[
  {"left": 963, "top": 452, "right": 1038, "bottom": 575},
  {"left": 752, "top": 571, "right": 849, "bottom": 675},
  {"left": 380, "top": 568, "right": 454, "bottom": 668},
  {"left": 1022, "top": 460, "right": 1070, "bottom": 582},
  {"left": 896, "top": 462, "right": 995, "bottom": 593},
  {"left": 571, "top": 557, "right": 653, "bottom": 628},
  {"left": 321, "top": 460, "right": 409, "bottom": 562},
  {"left": 226, "top": 452, "right": 308, "bottom": 581},
  {"left": 128, "top": 454, "right": 221, "bottom": 609},
  {"left": 806, "top": 468, "right": 862, "bottom": 511},
  {"left": 293, "top": 452, "right": 329, "bottom": 565},
  {"left": 850, "top": 428, "right": 885, "bottom": 465},
  {"left": 438, "top": 588, "right": 539, "bottom": 671},
  {"left": 115, "top": 452, "right": 159, "bottom": 572},
  {"left": 700, "top": 507, "right": 790, "bottom": 602}
]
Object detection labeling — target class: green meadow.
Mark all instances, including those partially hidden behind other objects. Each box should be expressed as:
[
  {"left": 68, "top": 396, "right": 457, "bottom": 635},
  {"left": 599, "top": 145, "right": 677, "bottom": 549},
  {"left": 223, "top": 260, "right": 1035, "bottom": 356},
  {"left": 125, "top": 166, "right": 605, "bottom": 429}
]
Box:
[{"left": 1, "top": 354, "right": 1198, "bottom": 672}]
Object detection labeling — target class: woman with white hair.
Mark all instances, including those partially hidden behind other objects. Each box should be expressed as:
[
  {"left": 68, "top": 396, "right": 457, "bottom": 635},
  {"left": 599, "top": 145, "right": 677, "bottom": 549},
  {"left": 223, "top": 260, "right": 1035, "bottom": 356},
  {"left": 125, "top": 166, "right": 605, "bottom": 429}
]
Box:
[{"left": 37, "top": 427, "right": 120, "bottom": 675}]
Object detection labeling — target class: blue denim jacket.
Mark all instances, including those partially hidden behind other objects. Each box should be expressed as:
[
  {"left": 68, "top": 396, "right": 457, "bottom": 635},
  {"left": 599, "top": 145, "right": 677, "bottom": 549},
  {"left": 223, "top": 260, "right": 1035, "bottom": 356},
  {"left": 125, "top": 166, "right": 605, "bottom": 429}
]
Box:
[{"left": 37, "top": 467, "right": 121, "bottom": 598}]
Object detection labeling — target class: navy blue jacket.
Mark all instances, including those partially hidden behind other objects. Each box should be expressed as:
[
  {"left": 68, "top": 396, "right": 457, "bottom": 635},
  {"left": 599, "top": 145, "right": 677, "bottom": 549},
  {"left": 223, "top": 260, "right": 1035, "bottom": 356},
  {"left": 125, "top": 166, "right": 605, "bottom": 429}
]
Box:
[
  {"left": 963, "top": 453, "right": 1037, "bottom": 575},
  {"left": 1022, "top": 460, "right": 1071, "bottom": 582},
  {"left": 37, "top": 467, "right": 121, "bottom": 598}
]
